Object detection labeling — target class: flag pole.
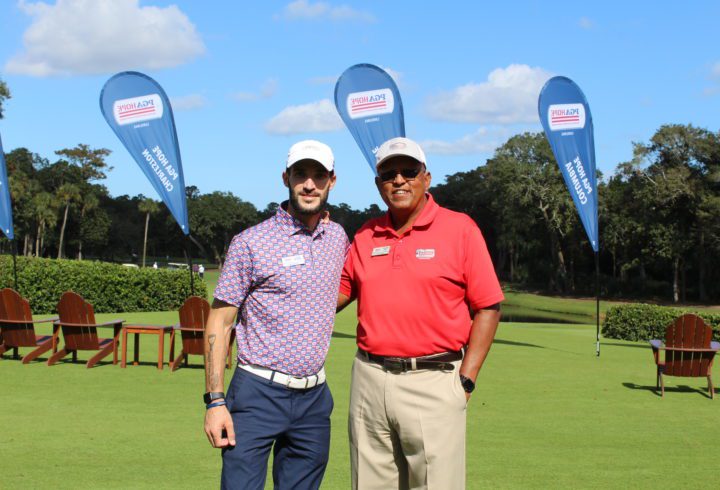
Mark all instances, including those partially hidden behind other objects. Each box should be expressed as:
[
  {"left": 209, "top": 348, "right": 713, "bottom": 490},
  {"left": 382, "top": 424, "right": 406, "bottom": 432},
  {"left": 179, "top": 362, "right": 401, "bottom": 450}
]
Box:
[
  {"left": 11, "top": 238, "right": 18, "bottom": 291},
  {"left": 595, "top": 251, "right": 600, "bottom": 357},
  {"left": 183, "top": 239, "right": 195, "bottom": 297}
]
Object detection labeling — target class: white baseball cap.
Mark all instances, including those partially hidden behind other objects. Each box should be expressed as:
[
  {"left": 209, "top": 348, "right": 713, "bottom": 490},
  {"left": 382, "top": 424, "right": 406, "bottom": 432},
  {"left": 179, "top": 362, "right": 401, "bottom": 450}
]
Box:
[
  {"left": 375, "top": 137, "right": 426, "bottom": 168},
  {"left": 286, "top": 140, "right": 334, "bottom": 172}
]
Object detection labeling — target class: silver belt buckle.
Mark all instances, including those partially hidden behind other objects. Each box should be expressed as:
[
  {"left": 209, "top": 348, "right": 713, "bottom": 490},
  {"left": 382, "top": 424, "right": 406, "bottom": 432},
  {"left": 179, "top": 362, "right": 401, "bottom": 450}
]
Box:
[{"left": 286, "top": 375, "right": 307, "bottom": 389}]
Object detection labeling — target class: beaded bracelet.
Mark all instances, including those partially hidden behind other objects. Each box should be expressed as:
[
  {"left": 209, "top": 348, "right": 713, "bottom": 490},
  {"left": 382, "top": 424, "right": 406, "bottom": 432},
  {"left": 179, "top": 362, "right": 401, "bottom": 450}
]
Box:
[{"left": 206, "top": 400, "right": 227, "bottom": 410}]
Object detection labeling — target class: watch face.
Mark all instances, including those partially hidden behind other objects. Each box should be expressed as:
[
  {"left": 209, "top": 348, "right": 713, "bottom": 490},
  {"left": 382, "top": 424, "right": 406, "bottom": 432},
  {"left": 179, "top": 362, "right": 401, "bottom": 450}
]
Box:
[
  {"left": 460, "top": 376, "right": 475, "bottom": 393},
  {"left": 204, "top": 392, "right": 224, "bottom": 404}
]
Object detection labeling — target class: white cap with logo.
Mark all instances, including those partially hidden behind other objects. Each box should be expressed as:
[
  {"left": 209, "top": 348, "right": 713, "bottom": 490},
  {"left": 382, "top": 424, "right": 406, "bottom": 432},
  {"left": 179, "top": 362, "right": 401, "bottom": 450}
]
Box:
[
  {"left": 286, "top": 140, "right": 334, "bottom": 172},
  {"left": 375, "top": 137, "right": 426, "bottom": 168}
]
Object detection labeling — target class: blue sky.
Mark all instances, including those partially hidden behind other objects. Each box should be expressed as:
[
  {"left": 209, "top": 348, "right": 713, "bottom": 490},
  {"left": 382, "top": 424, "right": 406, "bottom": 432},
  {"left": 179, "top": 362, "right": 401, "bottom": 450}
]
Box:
[{"left": 0, "top": 0, "right": 719, "bottom": 211}]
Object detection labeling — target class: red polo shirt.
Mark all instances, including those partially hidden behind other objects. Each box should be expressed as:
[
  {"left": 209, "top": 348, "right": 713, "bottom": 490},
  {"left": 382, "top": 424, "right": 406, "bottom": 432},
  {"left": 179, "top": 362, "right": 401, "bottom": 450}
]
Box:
[{"left": 339, "top": 194, "right": 504, "bottom": 357}]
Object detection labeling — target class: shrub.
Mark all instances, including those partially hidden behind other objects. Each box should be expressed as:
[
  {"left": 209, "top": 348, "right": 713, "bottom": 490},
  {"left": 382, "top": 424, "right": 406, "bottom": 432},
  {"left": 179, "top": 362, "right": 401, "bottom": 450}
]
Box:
[
  {"left": 602, "top": 303, "right": 720, "bottom": 342},
  {"left": 0, "top": 255, "right": 207, "bottom": 314}
]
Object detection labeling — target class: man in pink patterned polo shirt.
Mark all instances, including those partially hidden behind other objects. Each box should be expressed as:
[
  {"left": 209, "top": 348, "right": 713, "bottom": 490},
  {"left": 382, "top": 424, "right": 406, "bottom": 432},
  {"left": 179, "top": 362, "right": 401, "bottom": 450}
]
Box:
[{"left": 202, "top": 140, "right": 349, "bottom": 490}]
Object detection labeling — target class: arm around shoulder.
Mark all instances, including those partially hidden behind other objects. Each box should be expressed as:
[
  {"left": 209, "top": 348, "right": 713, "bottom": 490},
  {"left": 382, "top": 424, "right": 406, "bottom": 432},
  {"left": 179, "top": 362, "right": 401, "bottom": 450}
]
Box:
[{"left": 337, "top": 292, "right": 353, "bottom": 312}]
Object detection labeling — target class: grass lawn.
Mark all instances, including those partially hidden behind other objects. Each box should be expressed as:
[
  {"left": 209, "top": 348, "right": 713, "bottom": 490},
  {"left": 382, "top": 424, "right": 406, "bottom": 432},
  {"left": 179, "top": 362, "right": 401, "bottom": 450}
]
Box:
[{"left": 2, "top": 293, "right": 720, "bottom": 488}]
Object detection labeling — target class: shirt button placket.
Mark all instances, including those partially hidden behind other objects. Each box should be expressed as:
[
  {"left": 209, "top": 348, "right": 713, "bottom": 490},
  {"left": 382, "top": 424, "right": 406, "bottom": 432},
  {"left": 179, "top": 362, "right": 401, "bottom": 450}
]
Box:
[
  {"left": 392, "top": 238, "right": 403, "bottom": 269},
  {"left": 306, "top": 232, "right": 313, "bottom": 268}
]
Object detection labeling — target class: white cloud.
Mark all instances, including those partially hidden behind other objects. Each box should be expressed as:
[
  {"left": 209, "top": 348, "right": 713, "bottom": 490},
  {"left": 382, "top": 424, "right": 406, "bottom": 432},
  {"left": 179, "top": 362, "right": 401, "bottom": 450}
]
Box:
[
  {"left": 309, "top": 66, "right": 400, "bottom": 88},
  {"left": 578, "top": 17, "right": 594, "bottom": 30},
  {"left": 260, "top": 79, "right": 278, "bottom": 98},
  {"left": 711, "top": 62, "right": 720, "bottom": 79},
  {"left": 170, "top": 94, "right": 207, "bottom": 111},
  {"left": 702, "top": 62, "right": 720, "bottom": 96},
  {"left": 308, "top": 75, "right": 338, "bottom": 85},
  {"left": 420, "top": 128, "right": 510, "bottom": 156},
  {"left": 265, "top": 99, "right": 343, "bottom": 135},
  {"left": 279, "top": 0, "right": 375, "bottom": 22},
  {"left": 5, "top": 0, "right": 204, "bottom": 76},
  {"left": 425, "top": 64, "right": 554, "bottom": 125},
  {"left": 232, "top": 79, "right": 278, "bottom": 102},
  {"left": 381, "top": 66, "right": 403, "bottom": 88}
]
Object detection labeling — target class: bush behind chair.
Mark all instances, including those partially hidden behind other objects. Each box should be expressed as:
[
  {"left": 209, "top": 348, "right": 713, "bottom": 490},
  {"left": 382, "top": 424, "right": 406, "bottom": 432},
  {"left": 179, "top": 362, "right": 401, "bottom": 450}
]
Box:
[{"left": 0, "top": 255, "right": 207, "bottom": 314}]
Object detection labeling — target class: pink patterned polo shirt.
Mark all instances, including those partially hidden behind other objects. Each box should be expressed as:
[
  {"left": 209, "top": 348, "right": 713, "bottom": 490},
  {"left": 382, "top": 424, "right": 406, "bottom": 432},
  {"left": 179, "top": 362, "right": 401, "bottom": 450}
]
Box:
[{"left": 214, "top": 203, "right": 349, "bottom": 377}]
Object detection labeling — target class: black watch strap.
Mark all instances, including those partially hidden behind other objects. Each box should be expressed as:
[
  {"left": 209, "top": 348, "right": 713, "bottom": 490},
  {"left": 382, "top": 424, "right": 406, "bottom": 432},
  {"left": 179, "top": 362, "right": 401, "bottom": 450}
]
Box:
[
  {"left": 203, "top": 391, "right": 225, "bottom": 404},
  {"left": 459, "top": 374, "right": 475, "bottom": 394}
]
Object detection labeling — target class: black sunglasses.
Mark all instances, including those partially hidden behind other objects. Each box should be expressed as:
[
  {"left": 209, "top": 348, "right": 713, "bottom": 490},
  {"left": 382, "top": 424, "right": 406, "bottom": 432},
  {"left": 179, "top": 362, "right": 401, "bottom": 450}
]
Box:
[{"left": 378, "top": 167, "right": 423, "bottom": 182}]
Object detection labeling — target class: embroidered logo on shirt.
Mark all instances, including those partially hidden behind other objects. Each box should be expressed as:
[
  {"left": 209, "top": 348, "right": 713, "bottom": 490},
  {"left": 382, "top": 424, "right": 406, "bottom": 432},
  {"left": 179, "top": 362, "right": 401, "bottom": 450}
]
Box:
[
  {"left": 371, "top": 246, "right": 391, "bottom": 257},
  {"left": 281, "top": 254, "right": 306, "bottom": 267},
  {"left": 415, "top": 249, "right": 435, "bottom": 260}
]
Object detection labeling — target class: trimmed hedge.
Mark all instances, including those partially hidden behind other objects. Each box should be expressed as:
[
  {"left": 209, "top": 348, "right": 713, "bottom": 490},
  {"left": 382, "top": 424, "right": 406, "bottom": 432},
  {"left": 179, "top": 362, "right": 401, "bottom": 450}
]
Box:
[
  {"left": 602, "top": 303, "right": 720, "bottom": 342},
  {"left": 0, "top": 255, "right": 207, "bottom": 314}
]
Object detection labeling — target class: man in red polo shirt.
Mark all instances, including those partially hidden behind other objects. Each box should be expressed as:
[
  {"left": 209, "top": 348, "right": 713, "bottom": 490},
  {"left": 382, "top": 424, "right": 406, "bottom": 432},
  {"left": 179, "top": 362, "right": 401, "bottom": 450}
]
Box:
[{"left": 338, "top": 137, "right": 504, "bottom": 490}]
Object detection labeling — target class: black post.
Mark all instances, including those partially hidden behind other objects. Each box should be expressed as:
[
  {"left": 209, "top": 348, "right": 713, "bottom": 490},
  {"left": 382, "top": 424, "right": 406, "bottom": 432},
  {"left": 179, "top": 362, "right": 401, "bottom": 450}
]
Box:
[
  {"left": 183, "top": 239, "right": 195, "bottom": 297},
  {"left": 11, "top": 239, "right": 18, "bottom": 291},
  {"left": 595, "top": 251, "right": 600, "bottom": 357}
]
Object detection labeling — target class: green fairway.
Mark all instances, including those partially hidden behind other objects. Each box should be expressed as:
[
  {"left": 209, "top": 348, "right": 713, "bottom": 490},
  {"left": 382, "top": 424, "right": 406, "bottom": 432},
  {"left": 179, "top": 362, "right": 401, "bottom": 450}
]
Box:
[
  {"left": 2, "top": 298, "right": 719, "bottom": 488},
  {"left": 203, "top": 269, "right": 220, "bottom": 301}
]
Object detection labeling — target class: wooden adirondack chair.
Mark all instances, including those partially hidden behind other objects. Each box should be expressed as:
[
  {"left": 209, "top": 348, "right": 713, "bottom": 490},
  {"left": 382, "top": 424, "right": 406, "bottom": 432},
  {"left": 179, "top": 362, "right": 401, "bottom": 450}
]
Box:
[
  {"left": 169, "top": 296, "right": 233, "bottom": 372},
  {"left": 0, "top": 288, "right": 58, "bottom": 363},
  {"left": 649, "top": 313, "right": 720, "bottom": 398},
  {"left": 47, "top": 291, "right": 124, "bottom": 368}
]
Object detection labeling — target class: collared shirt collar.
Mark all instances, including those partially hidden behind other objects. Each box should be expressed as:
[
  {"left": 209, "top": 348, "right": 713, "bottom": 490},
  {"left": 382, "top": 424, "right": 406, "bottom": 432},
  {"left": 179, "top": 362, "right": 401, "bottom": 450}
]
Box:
[
  {"left": 275, "top": 201, "right": 326, "bottom": 238},
  {"left": 373, "top": 193, "right": 439, "bottom": 236}
]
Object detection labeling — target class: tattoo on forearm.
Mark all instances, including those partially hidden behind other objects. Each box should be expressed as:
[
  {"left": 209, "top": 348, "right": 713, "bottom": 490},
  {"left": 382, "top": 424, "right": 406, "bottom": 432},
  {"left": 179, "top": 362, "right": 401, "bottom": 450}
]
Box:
[{"left": 207, "top": 334, "right": 218, "bottom": 388}]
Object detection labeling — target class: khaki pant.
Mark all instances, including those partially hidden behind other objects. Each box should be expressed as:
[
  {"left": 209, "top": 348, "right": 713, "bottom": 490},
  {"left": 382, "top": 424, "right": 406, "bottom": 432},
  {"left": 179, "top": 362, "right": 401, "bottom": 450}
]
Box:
[{"left": 349, "top": 352, "right": 467, "bottom": 490}]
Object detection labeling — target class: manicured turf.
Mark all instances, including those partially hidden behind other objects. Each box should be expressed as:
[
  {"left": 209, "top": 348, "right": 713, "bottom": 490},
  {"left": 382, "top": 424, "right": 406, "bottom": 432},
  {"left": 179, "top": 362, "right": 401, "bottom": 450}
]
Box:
[{"left": 2, "top": 297, "right": 720, "bottom": 488}]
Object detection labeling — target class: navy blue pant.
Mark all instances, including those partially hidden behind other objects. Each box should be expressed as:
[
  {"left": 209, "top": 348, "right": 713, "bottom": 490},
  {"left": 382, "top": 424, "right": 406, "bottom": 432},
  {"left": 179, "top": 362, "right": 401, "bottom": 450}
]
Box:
[{"left": 221, "top": 368, "right": 333, "bottom": 490}]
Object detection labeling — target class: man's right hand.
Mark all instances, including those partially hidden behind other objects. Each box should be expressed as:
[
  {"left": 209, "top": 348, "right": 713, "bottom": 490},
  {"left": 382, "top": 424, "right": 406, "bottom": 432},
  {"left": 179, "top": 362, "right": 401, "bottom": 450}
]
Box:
[{"left": 204, "top": 404, "right": 236, "bottom": 448}]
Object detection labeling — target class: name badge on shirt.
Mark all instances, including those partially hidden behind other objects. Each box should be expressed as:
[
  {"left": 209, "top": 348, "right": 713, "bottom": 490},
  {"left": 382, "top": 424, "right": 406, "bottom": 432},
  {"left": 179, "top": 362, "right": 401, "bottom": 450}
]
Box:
[
  {"left": 282, "top": 254, "right": 306, "bottom": 267},
  {"left": 371, "top": 246, "right": 391, "bottom": 257},
  {"left": 415, "top": 248, "right": 435, "bottom": 260}
]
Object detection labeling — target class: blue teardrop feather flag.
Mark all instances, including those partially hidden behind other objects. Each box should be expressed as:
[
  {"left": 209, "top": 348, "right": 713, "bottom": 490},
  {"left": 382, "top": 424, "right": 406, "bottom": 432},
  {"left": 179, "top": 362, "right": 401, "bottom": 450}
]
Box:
[
  {"left": 334, "top": 63, "right": 405, "bottom": 176},
  {"left": 100, "top": 71, "right": 189, "bottom": 235},
  {"left": 0, "top": 133, "right": 14, "bottom": 240},
  {"left": 538, "top": 76, "right": 598, "bottom": 252}
]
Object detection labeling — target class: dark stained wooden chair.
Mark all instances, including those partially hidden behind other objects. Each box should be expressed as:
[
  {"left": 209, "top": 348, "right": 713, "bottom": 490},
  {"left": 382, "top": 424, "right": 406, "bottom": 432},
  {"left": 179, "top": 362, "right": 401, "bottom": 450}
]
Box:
[
  {"left": 47, "top": 291, "right": 124, "bottom": 369},
  {"left": 649, "top": 313, "right": 720, "bottom": 398},
  {"left": 0, "top": 288, "right": 58, "bottom": 363},
  {"left": 169, "top": 296, "right": 233, "bottom": 372}
]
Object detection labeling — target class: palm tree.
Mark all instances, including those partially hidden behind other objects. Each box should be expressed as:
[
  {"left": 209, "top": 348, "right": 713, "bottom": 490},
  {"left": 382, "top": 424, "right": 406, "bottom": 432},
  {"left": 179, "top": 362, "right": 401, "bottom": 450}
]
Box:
[
  {"left": 77, "top": 193, "right": 99, "bottom": 260},
  {"left": 138, "top": 197, "right": 160, "bottom": 267},
  {"left": 31, "top": 192, "right": 58, "bottom": 257},
  {"left": 8, "top": 172, "right": 40, "bottom": 256},
  {"left": 55, "top": 183, "right": 80, "bottom": 259}
]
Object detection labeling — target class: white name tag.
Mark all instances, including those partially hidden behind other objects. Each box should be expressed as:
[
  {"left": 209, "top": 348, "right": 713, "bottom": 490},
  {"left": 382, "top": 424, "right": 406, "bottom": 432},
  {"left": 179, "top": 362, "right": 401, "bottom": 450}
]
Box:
[
  {"left": 415, "top": 249, "right": 435, "bottom": 260},
  {"left": 371, "top": 246, "right": 391, "bottom": 257},
  {"left": 281, "top": 254, "right": 305, "bottom": 267}
]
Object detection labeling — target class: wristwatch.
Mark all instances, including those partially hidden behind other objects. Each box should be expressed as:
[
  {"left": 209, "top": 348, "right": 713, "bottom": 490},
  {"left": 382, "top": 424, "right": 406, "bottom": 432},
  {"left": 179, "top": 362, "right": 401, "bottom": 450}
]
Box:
[
  {"left": 203, "top": 391, "right": 225, "bottom": 404},
  {"left": 459, "top": 375, "right": 475, "bottom": 394}
]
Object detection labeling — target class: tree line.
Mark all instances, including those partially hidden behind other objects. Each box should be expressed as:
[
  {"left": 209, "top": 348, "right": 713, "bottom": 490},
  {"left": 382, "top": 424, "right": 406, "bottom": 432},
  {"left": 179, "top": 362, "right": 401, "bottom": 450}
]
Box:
[
  {"left": 0, "top": 143, "right": 384, "bottom": 268},
  {"left": 2, "top": 78, "right": 719, "bottom": 302},
  {"left": 433, "top": 125, "right": 720, "bottom": 303}
]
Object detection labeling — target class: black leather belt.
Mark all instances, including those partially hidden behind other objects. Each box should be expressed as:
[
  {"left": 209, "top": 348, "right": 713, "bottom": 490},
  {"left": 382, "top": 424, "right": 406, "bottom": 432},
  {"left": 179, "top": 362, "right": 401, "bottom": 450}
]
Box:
[{"left": 358, "top": 347, "right": 465, "bottom": 373}]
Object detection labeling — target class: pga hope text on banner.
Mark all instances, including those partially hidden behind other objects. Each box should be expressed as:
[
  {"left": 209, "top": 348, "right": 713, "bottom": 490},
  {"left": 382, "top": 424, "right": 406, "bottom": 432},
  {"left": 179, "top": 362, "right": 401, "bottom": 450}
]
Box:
[
  {"left": 538, "top": 76, "right": 598, "bottom": 252},
  {"left": 100, "top": 71, "right": 189, "bottom": 235},
  {"left": 334, "top": 63, "right": 405, "bottom": 176}
]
